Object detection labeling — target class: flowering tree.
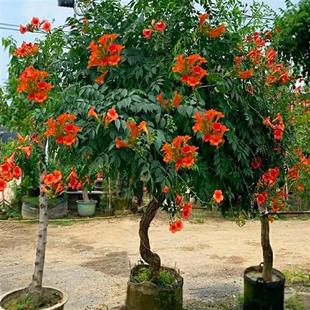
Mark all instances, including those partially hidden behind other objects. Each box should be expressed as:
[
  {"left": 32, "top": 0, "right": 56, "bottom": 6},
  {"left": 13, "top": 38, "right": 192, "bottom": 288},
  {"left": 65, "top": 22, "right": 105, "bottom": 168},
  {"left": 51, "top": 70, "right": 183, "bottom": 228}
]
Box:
[
  {"left": 0, "top": 16, "right": 74, "bottom": 306},
  {"left": 0, "top": 1, "right": 305, "bottom": 304}
]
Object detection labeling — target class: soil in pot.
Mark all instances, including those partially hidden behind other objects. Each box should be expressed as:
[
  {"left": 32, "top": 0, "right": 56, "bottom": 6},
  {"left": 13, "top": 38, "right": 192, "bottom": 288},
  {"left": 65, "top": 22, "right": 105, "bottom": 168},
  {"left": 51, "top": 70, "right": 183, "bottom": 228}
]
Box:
[
  {"left": 126, "top": 264, "right": 183, "bottom": 310},
  {"left": 1, "top": 287, "right": 64, "bottom": 310},
  {"left": 243, "top": 265, "right": 285, "bottom": 310}
]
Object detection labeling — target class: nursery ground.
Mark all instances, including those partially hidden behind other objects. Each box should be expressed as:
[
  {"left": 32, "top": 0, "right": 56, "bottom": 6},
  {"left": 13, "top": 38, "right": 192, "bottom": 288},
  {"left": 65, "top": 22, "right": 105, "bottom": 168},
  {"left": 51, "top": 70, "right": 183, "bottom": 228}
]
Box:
[{"left": 0, "top": 216, "right": 309, "bottom": 309}]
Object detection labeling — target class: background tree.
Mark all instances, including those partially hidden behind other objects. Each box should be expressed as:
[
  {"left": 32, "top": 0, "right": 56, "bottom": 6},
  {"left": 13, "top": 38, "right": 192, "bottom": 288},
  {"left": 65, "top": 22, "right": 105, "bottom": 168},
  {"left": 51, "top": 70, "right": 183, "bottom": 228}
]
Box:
[{"left": 275, "top": 0, "right": 310, "bottom": 80}]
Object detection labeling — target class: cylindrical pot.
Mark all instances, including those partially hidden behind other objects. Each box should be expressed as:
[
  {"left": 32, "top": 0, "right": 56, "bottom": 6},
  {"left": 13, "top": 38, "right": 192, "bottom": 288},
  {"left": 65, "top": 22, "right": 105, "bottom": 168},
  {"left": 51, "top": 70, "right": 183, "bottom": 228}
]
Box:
[
  {"left": 0, "top": 286, "right": 68, "bottom": 310},
  {"left": 243, "top": 265, "right": 285, "bottom": 310},
  {"left": 126, "top": 265, "right": 183, "bottom": 310},
  {"left": 57, "top": 0, "right": 74, "bottom": 8},
  {"left": 21, "top": 196, "right": 68, "bottom": 219},
  {"left": 77, "top": 199, "right": 97, "bottom": 216}
]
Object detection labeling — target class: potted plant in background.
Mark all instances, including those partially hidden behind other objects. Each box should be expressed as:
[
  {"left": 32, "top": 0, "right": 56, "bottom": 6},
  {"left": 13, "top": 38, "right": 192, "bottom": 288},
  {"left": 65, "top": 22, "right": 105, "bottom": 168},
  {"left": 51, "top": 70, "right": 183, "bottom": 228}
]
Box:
[
  {"left": 66, "top": 166, "right": 97, "bottom": 217},
  {"left": 21, "top": 169, "right": 68, "bottom": 220},
  {"left": 0, "top": 149, "right": 24, "bottom": 219}
]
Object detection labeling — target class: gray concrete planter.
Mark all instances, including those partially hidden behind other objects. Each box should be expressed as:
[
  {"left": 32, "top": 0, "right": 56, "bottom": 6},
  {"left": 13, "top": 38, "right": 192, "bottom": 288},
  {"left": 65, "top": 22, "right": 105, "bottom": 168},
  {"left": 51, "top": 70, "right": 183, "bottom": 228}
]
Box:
[
  {"left": 0, "top": 287, "right": 68, "bottom": 310},
  {"left": 126, "top": 265, "right": 183, "bottom": 310},
  {"left": 21, "top": 196, "right": 68, "bottom": 220},
  {"left": 77, "top": 199, "right": 97, "bottom": 216}
]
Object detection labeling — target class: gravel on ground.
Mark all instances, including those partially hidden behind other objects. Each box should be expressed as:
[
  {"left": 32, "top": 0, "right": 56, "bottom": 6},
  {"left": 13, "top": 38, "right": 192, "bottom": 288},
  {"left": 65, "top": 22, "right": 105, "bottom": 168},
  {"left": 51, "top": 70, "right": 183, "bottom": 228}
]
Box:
[{"left": 0, "top": 216, "right": 309, "bottom": 309}]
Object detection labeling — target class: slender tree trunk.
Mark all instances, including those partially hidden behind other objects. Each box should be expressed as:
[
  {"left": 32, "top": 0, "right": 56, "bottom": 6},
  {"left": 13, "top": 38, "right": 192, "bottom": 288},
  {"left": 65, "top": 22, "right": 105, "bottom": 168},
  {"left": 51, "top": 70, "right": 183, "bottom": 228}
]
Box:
[
  {"left": 139, "top": 197, "right": 161, "bottom": 278},
  {"left": 28, "top": 173, "right": 49, "bottom": 300},
  {"left": 261, "top": 215, "right": 273, "bottom": 282},
  {"left": 82, "top": 187, "right": 90, "bottom": 202},
  {"left": 108, "top": 177, "right": 112, "bottom": 212}
]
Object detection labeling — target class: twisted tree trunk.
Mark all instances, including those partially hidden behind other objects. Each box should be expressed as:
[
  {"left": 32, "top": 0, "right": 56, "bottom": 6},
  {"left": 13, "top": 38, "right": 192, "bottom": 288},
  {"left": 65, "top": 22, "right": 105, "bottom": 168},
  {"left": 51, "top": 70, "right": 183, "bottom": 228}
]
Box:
[
  {"left": 261, "top": 215, "right": 273, "bottom": 282},
  {"left": 28, "top": 173, "right": 49, "bottom": 302},
  {"left": 139, "top": 197, "right": 162, "bottom": 278}
]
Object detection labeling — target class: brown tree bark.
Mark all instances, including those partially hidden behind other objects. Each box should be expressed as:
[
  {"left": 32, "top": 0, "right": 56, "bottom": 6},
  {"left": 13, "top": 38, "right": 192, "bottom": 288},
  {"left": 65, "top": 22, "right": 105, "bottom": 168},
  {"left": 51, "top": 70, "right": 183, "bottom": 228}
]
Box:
[
  {"left": 27, "top": 173, "right": 49, "bottom": 301},
  {"left": 139, "top": 197, "right": 161, "bottom": 278},
  {"left": 261, "top": 215, "right": 273, "bottom": 282}
]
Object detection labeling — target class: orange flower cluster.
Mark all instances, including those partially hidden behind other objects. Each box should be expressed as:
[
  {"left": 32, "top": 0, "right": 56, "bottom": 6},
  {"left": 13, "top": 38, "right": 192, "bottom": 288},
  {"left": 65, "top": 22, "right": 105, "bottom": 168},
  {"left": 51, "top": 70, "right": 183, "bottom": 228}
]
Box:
[
  {"left": 17, "top": 66, "right": 53, "bottom": 103},
  {"left": 256, "top": 191, "right": 268, "bottom": 206},
  {"left": 87, "top": 106, "right": 119, "bottom": 126},
  {"left": 251, "top": 156, "right": 262, "bottom": 170},
  {"left": 0, "top": 153, "right": 22, "bottom": 192},
  {"left": 14, "top": 42, "right": 39, "bottom": 58},
  {"left": 169, "top": 219, "right": 183, "bottom": 233},
  {"left": 234, "top": 32, "right": 290, "bottom": 84},
  {"left": 266, "top": 63, "right": 289, "bottom": 85},
  {"left": 19, "top": 17, "right": 51, "bottom": 34},
  {"left": 142, "top": 20, "right": 167, "bottom": 39},
  {"left": 287, "top": 149, "right": 310, "bottom": 192},
  {"left": 255, "top": 166, "right": 282, "bottom": 209},
  {"left": 42, "top": 170, "right": 64, "bottom": 197},
  {"left": 172, "top": 54, "right": 207, "bottom": 87},
  {"left": 261, "top": 167, "right": 280, "bottom": 187},
  {"left": 192, "top": 109, "right": 228, "bottom": 146},
  {"left": 213, "top": 189, "right": 224, "bottom": 203},
  {"left": 263, "top": 113, "right": 284, "bottom": 141},
  {"left": 238, "top": 69, "right": 253, "bottom": 80},
  {"left": 181, "top": 203, "right": 193, "bottom": 220},
  {"left": 156, "top": 91, "right": 182, "bottom": 110},
  {"left": 256, "top": 187, "right": 287, "bottom": 211},
  {"left": 208, "top": 24, "right": 226, "bottom": 38},
  {"left": 168, "top": 195, "right": 193, "bottom": 233},
  {"left": 87, "top": 34, "right": 124, "bottom": 84},
  {"left": 67, "top": 168, "right": 83, "bottom": 190},
  {"left": 115, "top": 120, "right": 148, "bottom": 149},
  {"left": 162, "top": 135, "right": 198, "bottom": 171},
  {"left": 270, "top": 188, "right": 287, "bottom": 212},
  {"left": 44, "top": 113, "right": 81, "bottom": 146},
  {"left": 16, "top": 133, "right": 33, "bottom": 158},
  {"left": 198, "top": 13, "right": 226, "bottom": 39}
]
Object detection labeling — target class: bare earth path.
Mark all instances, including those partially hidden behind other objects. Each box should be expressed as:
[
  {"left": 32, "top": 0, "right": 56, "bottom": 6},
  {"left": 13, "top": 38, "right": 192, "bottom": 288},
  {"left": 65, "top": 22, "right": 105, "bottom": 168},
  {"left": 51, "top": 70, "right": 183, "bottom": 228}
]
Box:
[{"left": 0, "top": 216, "right": 309, "bottom": 309}]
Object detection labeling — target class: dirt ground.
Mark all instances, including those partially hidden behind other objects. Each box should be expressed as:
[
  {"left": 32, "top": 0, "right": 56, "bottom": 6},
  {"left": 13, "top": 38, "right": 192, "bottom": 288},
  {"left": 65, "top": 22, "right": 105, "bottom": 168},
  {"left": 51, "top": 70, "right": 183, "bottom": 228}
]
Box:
[{"left": 0, "top": 216, "right": 309, "bottom": 309}]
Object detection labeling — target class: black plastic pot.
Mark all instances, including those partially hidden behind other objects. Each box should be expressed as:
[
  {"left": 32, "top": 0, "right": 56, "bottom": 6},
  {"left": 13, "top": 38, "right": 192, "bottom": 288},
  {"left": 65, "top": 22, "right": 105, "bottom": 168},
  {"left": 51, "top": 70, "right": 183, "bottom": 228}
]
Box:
[
  {"left": 126, "top": 265, "right": 183, "bottom": 310},
  {"left": 58, "top": 0, "right": 74, "bottom": 8},
  {"left": 243, "top": 265, "right": 285, "bottom": 310}
]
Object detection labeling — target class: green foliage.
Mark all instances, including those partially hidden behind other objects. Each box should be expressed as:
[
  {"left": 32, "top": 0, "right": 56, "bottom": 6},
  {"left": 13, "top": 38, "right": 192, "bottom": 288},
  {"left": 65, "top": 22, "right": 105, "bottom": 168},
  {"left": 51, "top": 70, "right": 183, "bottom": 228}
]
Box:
[
  {"left": 132, "top": 267, "right": 152, "bottom": 283},
  {"left": 286, "top": 295, "right": 306, "bottom": 310},
  {"left": 156, "top": 269, "right": 177, "bottom": 288},
  {"left": 132, "top": 266, "right": 177, "bottom": 288},
  {"left": 283, "top": 269, "right": 310, "bottom": 286},
  {"left": 275, "top": 0, "right": 310, "bottom": 78},
  {"left": 0, "top": 0, "right": 298, "bottom": 214}
]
